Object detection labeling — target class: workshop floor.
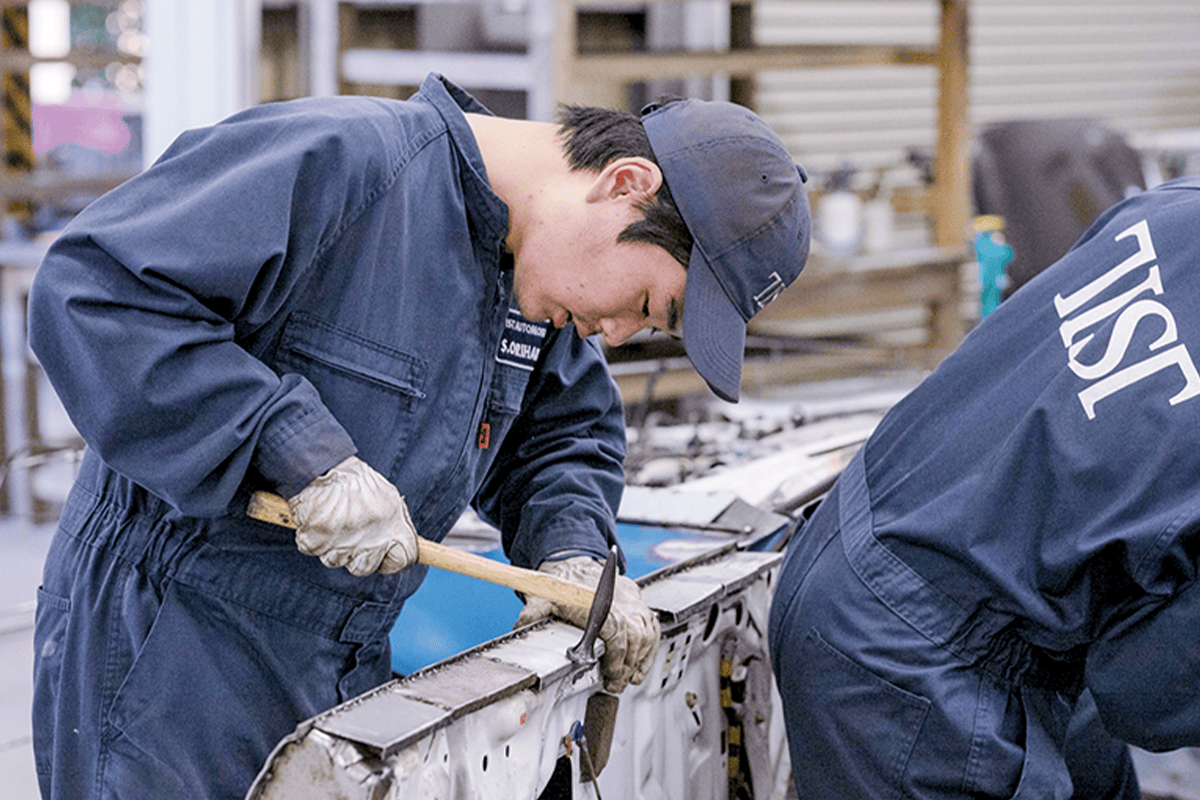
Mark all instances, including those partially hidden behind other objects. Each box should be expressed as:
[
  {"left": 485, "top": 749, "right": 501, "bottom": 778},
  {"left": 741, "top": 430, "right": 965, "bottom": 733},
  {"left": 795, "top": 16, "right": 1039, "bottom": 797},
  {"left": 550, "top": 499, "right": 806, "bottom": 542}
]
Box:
[
  {"left": 2, "top": 512, "right": 1199, "bottom": 800},
  {"left": 1, "top": 516, "right": 53, "bottom": 800}
]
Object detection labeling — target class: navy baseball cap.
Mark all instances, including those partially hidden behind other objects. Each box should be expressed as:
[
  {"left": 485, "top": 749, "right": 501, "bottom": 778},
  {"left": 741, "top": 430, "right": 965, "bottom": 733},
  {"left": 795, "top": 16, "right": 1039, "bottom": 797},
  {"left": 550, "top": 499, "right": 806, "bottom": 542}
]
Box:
[{"left": 642, "top": 99, "right": 810, "bottom": 402}]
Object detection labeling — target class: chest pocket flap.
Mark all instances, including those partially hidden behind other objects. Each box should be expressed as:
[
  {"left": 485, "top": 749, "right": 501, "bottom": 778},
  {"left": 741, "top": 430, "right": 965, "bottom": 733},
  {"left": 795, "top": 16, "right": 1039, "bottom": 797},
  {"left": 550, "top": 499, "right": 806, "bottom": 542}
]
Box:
[{"left": 276, "top": 312, "right": 427, "bottom": 473}]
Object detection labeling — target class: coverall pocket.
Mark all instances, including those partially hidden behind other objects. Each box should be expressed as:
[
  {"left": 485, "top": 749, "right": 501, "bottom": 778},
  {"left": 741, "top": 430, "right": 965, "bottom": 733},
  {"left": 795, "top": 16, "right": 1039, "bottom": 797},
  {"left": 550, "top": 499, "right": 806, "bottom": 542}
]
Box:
[
  {"left": 790, "top": 627, "right": 930, "bottom": 799},
  {"left": 476, "top": 364, "right": 532, "bottom": 457},
  {"left": 336, "top": 637, "right": 393, "bottom": 703},
  {"left": 104, "top": 580, "right": 348, "bottom": 798},
  {"left": 275, "top": 313, "right": 427, "bottom": 471},
  {"left": 32, "top": 587, "right": 70, "bottom": 781},
  {"left": 1086, "top": 578, "right": 1200, "bottom": 752}
]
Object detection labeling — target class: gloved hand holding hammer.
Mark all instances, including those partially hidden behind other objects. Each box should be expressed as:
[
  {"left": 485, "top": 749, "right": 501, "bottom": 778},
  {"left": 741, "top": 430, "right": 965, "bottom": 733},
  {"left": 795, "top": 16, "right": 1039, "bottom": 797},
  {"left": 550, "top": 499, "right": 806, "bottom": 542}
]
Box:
[
  {"left": 515, "top": 555, "right": 661, "bottom": 694},
  {"left": 281, "top": 458, "right": 658, "bottom": 693},
  {"left": 287, "top": 455, "right": 420, "bottom": 577}
]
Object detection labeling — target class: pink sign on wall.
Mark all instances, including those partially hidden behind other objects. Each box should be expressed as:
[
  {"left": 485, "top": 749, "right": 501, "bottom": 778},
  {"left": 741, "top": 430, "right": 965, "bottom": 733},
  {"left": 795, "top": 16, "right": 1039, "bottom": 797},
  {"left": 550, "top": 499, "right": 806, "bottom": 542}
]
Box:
[{"left": 32, "top": 90, "right": 134, "bottom": 157}]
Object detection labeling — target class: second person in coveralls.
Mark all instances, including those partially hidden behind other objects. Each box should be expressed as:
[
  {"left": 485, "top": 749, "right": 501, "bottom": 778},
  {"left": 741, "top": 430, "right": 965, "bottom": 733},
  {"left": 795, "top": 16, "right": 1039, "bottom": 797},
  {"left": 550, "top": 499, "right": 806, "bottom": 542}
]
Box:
[{"left": 769, "top": 178, "right": 1200, "bottom": 798}]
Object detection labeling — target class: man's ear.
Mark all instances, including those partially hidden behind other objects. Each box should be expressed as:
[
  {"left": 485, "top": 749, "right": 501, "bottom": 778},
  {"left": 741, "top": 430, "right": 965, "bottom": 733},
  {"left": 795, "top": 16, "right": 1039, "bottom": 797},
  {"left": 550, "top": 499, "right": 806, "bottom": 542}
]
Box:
[{"left": 586, "top": 157, "right": 663, "bottom": 204}]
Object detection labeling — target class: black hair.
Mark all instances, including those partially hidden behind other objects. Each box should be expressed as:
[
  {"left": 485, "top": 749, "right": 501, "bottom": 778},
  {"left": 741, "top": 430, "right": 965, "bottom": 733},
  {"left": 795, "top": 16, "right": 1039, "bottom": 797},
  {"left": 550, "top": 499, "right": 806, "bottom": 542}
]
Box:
[{"left": 557, "top": 103, "right": 693, "bottom": 269}]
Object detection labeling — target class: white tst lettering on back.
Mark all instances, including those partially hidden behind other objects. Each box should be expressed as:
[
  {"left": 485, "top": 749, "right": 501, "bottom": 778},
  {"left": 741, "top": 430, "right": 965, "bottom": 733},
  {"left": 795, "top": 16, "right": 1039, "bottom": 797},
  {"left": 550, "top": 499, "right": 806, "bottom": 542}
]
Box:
[
  {"left": 1054, "top": 219, "right": 1200, "bottom": 419},
  {"left": 1054, "top": 220, "right": 1156, "bottom": 319},
  {"left": 1076, "top": 344, "right": 1200, "bottom": 420}
]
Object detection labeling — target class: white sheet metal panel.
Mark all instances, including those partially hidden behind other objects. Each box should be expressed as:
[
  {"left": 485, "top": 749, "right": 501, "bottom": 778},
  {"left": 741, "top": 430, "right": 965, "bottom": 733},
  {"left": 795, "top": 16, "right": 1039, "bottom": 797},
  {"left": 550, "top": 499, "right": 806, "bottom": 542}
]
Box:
[
  {"left": 246, "top": 550, "right": 790, "bottom": 800},
  {"left": 754, "top": 0, "right": 1200, "bottom": 177}
]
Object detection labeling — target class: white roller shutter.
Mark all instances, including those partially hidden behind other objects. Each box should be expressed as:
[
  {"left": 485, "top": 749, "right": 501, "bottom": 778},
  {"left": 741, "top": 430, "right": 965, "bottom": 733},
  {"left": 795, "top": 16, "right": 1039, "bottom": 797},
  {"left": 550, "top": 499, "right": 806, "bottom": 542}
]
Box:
[{"left": 754, "top": 0, "right": 1200, "bottom": 181}]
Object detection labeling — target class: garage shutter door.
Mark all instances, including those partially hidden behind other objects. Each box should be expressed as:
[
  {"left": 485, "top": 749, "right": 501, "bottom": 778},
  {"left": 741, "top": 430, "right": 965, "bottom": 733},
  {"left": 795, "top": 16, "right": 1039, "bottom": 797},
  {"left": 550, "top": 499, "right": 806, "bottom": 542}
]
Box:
[{"left": 754, "top": 0, "right": 1200, "bottom": 184}]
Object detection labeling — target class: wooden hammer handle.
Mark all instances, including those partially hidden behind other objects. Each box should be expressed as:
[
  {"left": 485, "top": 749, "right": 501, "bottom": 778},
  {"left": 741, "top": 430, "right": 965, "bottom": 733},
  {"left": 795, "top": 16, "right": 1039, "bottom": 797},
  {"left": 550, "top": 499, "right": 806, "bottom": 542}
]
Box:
[{"left": 247, "top": 490, "right": 595, "bottom": 611}]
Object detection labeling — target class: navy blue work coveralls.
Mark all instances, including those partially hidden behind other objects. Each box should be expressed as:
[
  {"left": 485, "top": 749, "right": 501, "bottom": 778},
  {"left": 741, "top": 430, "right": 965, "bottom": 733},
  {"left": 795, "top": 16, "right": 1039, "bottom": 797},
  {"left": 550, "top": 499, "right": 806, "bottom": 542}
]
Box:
[
  {"left": 27, "top": 74, "right": 627, "bottom": 799},
  {"left": 769, "top": 177, "right": 1200, "bottom": 798}
]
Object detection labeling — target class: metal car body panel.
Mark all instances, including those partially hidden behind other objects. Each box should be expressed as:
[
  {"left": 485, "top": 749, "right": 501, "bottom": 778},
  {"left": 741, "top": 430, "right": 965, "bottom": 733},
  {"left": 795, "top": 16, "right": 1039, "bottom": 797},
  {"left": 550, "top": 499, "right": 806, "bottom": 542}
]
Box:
[{"left": 247, "top": 379, "right": 906, "bottom": 799}]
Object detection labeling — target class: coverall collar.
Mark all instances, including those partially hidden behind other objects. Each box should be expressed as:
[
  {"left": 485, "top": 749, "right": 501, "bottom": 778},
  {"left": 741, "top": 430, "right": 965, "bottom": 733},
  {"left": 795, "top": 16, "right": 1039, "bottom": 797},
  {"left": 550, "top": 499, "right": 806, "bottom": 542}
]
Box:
[{"left": 420, "top": 73, "right": 511, "bottom": 256}]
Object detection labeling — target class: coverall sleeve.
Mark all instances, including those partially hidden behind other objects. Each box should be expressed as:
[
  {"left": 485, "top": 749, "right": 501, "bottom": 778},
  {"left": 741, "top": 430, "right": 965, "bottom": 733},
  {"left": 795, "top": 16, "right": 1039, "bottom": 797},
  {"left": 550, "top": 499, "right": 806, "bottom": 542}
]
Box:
[
  {"left": 25, "top": 100, "right": 405, "bottom": 516},
  {"left": 472, "top": 331, "right": 627, "bottom": 571}
]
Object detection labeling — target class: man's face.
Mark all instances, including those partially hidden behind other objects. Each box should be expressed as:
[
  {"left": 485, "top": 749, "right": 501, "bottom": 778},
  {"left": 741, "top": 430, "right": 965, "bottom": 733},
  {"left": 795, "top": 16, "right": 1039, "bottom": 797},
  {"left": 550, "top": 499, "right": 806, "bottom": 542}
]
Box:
[
  {"left": 512, "top": 199, "right": 686, "bottom": 346},
  {"left": 511, "top": 163, "right": 691, "bottom": 347}
]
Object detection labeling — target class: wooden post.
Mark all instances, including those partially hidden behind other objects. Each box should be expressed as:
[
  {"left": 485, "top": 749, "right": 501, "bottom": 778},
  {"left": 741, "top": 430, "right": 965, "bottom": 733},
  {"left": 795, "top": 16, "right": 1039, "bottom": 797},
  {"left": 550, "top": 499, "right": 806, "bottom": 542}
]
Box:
[
  {"left": 553, "top": 0, "right": 626, "bottom": 110},
  {"left": 336, "top": 2, "right": 357, "bottom": 96},
  {"left": 931, "top": 0, "right": 971, "bottom": 252},
  {"left": 552, "top": 0, "right": 576, "bottom": 107}
]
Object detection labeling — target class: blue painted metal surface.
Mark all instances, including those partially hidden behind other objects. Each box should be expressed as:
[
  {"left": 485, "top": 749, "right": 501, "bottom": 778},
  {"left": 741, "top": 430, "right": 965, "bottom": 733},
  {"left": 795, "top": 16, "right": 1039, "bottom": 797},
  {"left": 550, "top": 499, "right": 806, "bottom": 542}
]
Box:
[{"left": 389, "top": 522, "right": 738, "bottom": 675}]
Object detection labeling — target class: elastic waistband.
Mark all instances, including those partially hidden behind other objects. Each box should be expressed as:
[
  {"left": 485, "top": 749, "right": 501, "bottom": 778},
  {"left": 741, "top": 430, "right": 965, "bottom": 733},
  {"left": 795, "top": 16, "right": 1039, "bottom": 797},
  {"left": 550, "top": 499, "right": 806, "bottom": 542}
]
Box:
[
  {"left": 838, "top": 449, "right": 1083, "bottom": 695},
  {"left": 57, "top": 479, "right": 409, "bottom": 645},
  {"left": 981, "top": 625, "right": 1086, "bottom": 695}
]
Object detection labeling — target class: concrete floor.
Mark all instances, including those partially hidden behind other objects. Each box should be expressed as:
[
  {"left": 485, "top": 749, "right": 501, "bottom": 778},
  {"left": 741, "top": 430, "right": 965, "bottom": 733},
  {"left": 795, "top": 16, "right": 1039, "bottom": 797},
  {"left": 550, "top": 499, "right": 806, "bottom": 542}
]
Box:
[
  {"left": 3, "top": 509, "right": 1200, "bottom": 800},
  {"left": 0, "top": 517, "right": 52, "bottom": 800}
]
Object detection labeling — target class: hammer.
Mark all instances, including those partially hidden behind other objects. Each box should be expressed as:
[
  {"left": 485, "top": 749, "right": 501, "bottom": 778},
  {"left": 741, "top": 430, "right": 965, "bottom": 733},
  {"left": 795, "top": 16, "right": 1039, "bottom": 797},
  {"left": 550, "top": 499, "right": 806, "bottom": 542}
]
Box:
[{"left": 246, "top": 490, "right": 597, "bottom": 611}]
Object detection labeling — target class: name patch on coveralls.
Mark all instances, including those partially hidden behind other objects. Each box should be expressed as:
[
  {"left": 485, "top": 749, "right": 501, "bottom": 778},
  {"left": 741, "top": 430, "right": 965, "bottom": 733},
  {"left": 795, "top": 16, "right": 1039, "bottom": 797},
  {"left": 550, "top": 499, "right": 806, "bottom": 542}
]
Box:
[{"left": 497, "top": 308, "right": 547, "bottom": 371}]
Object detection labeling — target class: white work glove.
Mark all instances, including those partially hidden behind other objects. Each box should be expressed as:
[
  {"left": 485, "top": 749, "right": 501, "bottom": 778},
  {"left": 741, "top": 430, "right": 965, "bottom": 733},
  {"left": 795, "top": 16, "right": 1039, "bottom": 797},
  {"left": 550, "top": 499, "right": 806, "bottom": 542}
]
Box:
[
  {"left": 287, "top": 455, "right": 419, "bottom": 577},
  {"left": 514, "top": 555, "right": 660, "bottom": 693}
]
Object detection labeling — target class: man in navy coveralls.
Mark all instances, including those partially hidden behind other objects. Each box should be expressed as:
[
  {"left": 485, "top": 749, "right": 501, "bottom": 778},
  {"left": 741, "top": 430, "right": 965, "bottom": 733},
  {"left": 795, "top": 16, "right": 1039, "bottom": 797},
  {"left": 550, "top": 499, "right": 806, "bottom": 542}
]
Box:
[
  {"left": 28, "top": 74, "right": 810, "bottom": 799},
  {"left": 770, "top": 178, "right": 1200, "bottom": 798}
]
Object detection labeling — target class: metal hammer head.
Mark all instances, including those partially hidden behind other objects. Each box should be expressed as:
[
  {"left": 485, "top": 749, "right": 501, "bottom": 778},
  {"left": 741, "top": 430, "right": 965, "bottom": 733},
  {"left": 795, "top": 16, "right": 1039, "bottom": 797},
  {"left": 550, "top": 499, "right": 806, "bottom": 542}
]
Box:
[{"left": 566, "top": 545, "right": 619, "bottom": 668}]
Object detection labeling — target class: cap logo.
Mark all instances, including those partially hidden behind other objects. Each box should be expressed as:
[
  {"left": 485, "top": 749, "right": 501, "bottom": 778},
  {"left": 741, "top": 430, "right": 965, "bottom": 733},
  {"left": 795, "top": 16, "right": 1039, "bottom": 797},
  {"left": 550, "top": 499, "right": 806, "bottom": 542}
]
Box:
[{"left": 754, "top": 272, "right": 785, "bottom": 309}]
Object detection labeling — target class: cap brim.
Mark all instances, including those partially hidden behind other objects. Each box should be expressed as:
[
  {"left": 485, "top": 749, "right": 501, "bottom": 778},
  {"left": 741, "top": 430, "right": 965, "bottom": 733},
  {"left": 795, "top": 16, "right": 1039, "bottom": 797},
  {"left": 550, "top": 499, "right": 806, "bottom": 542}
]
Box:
[{"left": 682, "top": 243, "right": 746, "bottom": 403}]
